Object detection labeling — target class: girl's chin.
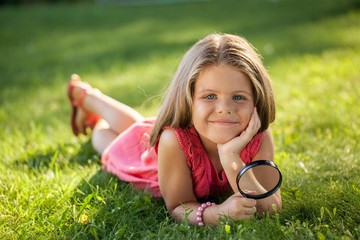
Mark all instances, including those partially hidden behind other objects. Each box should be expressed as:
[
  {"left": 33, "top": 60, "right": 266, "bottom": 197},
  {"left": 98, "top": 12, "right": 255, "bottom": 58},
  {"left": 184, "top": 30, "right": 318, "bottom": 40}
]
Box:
[
  {"left": 199, "top": 131, "right": 242, "bottom": 146},
  {"left": 211, "top": 135, "right": 239, "bottom": 145},
  {"left": 216, "top": 139, "right": 233, "bottom": 145}
]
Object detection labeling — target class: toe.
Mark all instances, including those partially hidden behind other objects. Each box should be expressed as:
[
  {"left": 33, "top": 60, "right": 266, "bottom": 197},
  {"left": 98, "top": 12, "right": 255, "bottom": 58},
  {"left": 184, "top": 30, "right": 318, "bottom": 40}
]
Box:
[{"left": 71, "top": 73, "right": 81, "bottom": 81}]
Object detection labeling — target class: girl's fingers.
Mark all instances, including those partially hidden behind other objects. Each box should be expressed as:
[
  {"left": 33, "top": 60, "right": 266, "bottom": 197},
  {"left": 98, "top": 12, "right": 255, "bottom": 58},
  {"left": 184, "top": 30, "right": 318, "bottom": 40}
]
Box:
[
  {"left": 252, "top": 108, "right": 261, "bottom": 129},
  {"left": 234, "top": 193, "right": 257, "bottom": 207},
  {"left": 246, "top": 206, "right": 257, "bottom": 215},
  {"left": 242, "top": 198, "right": 257, "bottom": 208},
  {"left": 243, "top": 189, "right": 257, "bottom": 195},
  {"left": 246, "top": 108, "right": 260, "bottom": 135}
]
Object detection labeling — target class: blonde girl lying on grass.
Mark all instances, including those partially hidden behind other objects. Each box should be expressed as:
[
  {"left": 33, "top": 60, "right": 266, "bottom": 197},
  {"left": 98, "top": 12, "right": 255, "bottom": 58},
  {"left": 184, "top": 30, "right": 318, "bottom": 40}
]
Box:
[{"left": 67, "top": 33, "right": 282, "bottom": 226}]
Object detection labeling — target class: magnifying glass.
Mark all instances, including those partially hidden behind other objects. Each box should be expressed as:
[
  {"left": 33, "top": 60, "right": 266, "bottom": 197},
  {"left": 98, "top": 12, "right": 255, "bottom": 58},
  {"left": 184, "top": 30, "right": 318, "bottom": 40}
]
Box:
[{"left": 236, "top": 160, "right": 282, "bottom": 199}]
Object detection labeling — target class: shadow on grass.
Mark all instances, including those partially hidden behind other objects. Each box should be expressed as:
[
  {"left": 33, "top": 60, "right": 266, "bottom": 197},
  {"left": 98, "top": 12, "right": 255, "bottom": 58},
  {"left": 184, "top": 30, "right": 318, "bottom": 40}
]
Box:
[
  {"left": 12, "top": 139, "right": 100, "bottom": 171},
  {"left": 11, "top": 138, "right": 169, "bottom": 238},
  {"left": 63, "top": 166, "right": 168, "bottom": 239}
]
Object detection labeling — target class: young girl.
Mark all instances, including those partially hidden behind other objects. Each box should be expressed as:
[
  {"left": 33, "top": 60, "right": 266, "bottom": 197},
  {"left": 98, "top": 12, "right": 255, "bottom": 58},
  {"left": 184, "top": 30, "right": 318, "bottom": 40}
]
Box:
[{"left": 67, "top": 33, "right": 282, "bottom": 226}]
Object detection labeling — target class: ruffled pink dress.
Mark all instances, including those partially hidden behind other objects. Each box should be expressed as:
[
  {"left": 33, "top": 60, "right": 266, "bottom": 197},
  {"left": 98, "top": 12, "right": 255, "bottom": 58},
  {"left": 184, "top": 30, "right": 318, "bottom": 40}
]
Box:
[{"left": 101, "top": 119, "right": 263, "bottom": 199}]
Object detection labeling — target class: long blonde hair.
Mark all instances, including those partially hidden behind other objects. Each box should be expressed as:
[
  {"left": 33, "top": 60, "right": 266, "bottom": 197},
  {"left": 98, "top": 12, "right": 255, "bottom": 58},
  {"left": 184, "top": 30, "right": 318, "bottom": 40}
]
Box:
[{"left": 150, "top": 33, "right": 275, "bottom": 146}]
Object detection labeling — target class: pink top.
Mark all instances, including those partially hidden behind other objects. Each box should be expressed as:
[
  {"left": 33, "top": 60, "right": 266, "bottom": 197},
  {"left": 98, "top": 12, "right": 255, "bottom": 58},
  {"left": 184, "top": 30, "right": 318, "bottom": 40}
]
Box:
[{"left": 101, "top": 119, "right": 263, "bottom": 199}]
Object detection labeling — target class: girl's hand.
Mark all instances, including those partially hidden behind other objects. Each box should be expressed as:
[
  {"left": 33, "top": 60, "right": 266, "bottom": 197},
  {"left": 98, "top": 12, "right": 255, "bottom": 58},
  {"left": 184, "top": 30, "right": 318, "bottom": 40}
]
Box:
[
  {"left": 217, "top": 192, "right": 257, "bottom": 220},
  {"left": 239, "top": 107, "right": 261, "bottom": 145},
  {"left": 218, "top": 107, "right": 261, "bottom": 156}
]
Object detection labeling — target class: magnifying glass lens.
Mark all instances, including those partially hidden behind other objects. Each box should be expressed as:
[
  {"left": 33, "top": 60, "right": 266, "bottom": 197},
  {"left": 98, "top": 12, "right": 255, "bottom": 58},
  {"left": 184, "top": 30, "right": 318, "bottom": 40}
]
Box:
[{"left": 237, "top": 160, "right": 282, "bottom": 199}]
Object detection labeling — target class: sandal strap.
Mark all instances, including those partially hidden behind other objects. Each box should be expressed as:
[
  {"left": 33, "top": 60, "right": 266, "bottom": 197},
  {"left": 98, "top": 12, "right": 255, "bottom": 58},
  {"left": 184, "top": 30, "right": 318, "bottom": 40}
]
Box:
[
  {"left": 72, "top": 84, "right": 100, "bottom": 111},
  {"left": 72, "top": 85, "right": 101, "bottom": 127},
  {"left": 73, "top": 88, "right": 88, "bottom": 109}
]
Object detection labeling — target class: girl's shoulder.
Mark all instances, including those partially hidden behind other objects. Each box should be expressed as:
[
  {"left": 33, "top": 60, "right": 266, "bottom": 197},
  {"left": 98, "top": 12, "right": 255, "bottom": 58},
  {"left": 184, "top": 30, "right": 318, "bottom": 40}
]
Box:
[
  {"left": 156, "top": 126, "right": 204, "bottom": 164},
  {"left": 157, "top": 128, "right": 180, "bottom": 149},
  {"left": 156, "top": 128, "right": 190, "bottom": 157},
  {"left": 160, "top": 127, "right": 202, "bottom": 154}
]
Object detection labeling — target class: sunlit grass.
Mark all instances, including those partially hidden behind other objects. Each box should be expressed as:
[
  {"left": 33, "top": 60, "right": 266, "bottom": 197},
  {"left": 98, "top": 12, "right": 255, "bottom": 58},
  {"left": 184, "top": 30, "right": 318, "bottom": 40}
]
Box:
[{"left": 0, "top": 0, "right": 359, "bottom": 239}]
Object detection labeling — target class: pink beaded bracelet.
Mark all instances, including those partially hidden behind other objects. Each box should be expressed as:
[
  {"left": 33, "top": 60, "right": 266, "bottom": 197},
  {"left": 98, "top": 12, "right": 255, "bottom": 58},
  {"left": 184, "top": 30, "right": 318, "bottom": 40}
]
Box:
[{"left": 196, "top": 202, "right": 215, "bottom": 226}]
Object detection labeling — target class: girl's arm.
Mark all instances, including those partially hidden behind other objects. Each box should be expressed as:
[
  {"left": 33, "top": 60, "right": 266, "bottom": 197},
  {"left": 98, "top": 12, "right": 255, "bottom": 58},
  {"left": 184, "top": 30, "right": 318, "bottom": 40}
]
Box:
[
  {"left": 245, "top": 130, "right": 282, "bottom": 213},
  {"left": 157, "top": 129, "right": 256, "bottom": 226},
  {"left": 219, "top": 114, "right": 282, "bottom": 214}
]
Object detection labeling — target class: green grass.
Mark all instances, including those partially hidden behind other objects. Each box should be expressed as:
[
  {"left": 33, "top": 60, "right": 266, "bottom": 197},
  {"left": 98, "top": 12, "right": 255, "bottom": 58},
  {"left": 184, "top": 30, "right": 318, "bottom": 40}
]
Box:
[{"left": 1, "top": 0, "right": 360, "bottom": 239}]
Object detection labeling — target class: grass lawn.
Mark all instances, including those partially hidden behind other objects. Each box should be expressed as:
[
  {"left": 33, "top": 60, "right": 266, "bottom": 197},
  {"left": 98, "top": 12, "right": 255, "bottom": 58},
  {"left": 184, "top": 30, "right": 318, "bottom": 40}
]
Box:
[{"left": 1, "top": 0, "right": 360, "bottom": 239}]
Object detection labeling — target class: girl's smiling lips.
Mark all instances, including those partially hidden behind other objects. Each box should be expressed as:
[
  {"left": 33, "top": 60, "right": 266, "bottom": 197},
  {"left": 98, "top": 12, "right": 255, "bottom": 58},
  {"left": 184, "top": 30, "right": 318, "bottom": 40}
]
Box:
[{"left": 209, "top": 119, "right": 239, "bottom": 126}]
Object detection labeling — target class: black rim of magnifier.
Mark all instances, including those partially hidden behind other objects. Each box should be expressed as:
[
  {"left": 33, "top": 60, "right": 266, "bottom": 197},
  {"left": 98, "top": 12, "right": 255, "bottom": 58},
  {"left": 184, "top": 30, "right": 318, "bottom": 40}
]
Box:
[{"left": 236, "top": 160, "right": 282, "bottom": 200}]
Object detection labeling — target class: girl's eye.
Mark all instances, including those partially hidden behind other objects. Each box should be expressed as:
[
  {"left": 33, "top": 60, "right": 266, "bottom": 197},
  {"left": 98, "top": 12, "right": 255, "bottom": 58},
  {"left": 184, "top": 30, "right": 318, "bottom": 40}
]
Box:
[
  {"left": 233, "top": 95, "right": 246, "bottom": 101},
  {"left": 204, "top": 94, "right": 216, "bottom": 100}
]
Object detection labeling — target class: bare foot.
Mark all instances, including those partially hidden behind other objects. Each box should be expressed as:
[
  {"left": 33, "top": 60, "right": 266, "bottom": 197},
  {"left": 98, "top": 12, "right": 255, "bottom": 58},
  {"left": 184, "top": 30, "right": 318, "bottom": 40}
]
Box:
[{"left": 70, "top": 74, "right": 92, "bottom": 101}]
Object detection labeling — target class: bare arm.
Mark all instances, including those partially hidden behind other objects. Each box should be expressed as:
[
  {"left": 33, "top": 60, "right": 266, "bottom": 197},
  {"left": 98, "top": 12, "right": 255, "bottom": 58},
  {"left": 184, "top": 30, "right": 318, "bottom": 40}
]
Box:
[
  {"left": 158, "top": 129, "right": 257, "bottom": 226},
  {"left": 157, "top": 129, "right": 205, "bottom": 224},
  {"left": 218, "top": 109, "right": 282, "bottom": 215},
  {"left": 247, "top": 130, "right": 282, "bottom": 213}
]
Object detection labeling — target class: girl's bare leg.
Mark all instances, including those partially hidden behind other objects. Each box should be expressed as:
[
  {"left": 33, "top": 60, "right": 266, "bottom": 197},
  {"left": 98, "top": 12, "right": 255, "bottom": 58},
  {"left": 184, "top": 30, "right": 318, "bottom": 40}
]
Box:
[
  {"left": 70, "top": 74, "right": 144, "bottom": 154},
  {"left": 91, "top": 119, "right": 119, "bottom": 154}
]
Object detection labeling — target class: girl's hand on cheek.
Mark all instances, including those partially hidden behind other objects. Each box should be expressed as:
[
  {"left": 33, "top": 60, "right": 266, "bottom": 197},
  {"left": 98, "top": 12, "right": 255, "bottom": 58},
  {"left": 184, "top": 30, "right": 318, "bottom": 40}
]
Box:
[
  {"left": 218, "top": 108, "right": 261, "bottom": 156},
  {"left": 239, "top": 107, "right": 261, "bottom": 143}
]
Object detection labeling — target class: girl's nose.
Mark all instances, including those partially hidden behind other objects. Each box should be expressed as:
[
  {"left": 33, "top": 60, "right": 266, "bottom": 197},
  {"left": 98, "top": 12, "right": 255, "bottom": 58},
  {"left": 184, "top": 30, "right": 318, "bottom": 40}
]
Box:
[{"left": 216, "top": 99, "right": 232, "bottom": 114}]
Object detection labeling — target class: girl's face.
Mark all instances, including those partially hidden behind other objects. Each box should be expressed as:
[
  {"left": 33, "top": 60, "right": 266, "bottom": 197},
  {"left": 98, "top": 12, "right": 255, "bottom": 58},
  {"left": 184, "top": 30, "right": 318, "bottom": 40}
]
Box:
[{"left": 192, "top": 64, "right": 255, "bottom": 146}]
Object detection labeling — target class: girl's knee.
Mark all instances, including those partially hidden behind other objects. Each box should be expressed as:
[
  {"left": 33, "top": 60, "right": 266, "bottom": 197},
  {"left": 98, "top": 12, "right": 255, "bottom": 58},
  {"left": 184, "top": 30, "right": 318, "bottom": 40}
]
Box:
[{"left": 91, "top": 122, "right": 117, "bottom": 154}]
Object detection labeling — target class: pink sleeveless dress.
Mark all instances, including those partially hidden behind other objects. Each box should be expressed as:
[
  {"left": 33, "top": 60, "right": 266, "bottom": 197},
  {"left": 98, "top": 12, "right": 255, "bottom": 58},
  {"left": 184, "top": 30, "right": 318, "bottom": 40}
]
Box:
[{"left": 101, "top": 119, "right": 263, "bottom": 199}]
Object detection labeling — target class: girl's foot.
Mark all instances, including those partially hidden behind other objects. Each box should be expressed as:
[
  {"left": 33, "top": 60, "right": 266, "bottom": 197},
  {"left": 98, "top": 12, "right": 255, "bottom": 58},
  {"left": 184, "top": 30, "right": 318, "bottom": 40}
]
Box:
[{"left": 67, "top": 74, "right": 101, "bottom": 136}]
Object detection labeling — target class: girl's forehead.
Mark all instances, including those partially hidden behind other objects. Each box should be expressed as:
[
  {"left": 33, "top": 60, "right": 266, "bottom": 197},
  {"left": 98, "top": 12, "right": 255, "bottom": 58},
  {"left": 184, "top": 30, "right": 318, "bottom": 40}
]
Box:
[{"left": 195, "top": 65, "right": 252, "bottom": 91}]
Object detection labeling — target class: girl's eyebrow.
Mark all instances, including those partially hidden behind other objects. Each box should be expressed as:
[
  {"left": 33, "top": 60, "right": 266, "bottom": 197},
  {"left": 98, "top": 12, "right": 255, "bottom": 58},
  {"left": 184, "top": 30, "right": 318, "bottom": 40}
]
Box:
[
  {"left": 196, "top": 88, "right": 252, "bottom": 96},
  {"left": 196, "top": 88, "right": 217, "bottom": 93},
  {"left": 234, "top": 90, "right": 253, "bottom": 97}
]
